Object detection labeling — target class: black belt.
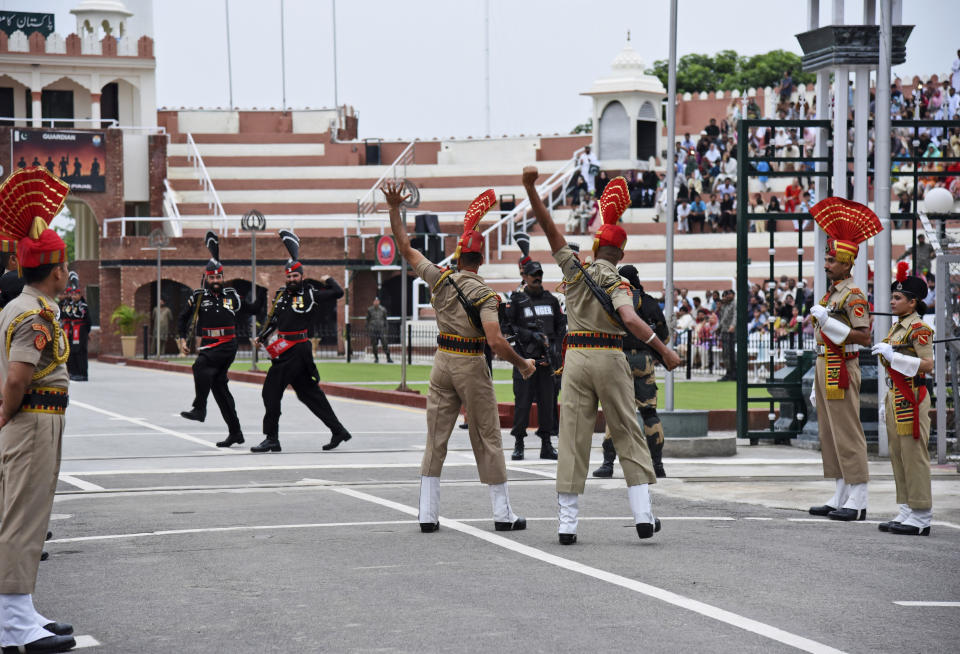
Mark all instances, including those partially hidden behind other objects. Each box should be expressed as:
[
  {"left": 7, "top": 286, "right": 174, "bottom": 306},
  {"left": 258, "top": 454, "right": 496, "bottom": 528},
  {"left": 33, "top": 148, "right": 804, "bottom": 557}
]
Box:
[
  {"left": 20, "top": 387, "right": 69, "bottom": 415},
  {"left": 202, "top": 327, "right": 235, "bottom": 337},
  {"left": 436, "top": 333, "right": 485, "bottom": 355},
  {"left": 567, "top": 331, "right": 623, "bottom": 349}
]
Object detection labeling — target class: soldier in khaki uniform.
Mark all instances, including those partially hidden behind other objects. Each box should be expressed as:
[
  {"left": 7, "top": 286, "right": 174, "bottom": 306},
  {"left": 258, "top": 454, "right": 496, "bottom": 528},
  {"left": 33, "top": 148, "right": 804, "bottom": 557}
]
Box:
[
  {"left": 807, "top": 198, "right": 882, "bottom": 522},
  {"left": 0, "top": 168, "right": 76, "bottom": 653},
  {"left": 523, "top": 168, "right": 681, "bottom": 545},
  {"left": 871, "top": 267, "right": 935, "bottom": 536},
  {"left": 382, "top": 181, "right": 536, "bottom": 533}
]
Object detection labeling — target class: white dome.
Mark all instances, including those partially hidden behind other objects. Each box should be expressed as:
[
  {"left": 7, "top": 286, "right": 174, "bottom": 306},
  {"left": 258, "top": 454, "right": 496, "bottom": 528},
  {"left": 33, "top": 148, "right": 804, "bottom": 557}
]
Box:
[
  {"left": 582, "top": 41, "right": 665, "bottom": 97},
  {"left": 611, "top": 43, "right": 646, "bottom": 71}
]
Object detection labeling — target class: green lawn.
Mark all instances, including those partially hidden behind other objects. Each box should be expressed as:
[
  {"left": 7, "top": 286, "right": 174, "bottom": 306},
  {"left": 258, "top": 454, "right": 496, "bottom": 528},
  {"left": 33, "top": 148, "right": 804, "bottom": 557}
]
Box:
[{"left": 164, "top": 357, "right": 763, "bottom": 409}]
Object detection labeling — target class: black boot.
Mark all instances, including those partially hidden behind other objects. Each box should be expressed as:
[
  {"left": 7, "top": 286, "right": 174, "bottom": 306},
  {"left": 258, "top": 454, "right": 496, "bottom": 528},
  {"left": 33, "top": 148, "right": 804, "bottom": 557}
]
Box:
[
  {"left": 647, "top": 433, "right": 666, "bottom": 478},
  {"left": 511, "top": 436, "right": 524, "bottom": 461},
  {"left": 216, "top": 432, "right": 245, "bottom": 448},
  {"left": 322, "top": 429, "right": 352, "bottom": 451},
  {"left": 539, "top": 435, "right": 558, "bottom": 460},
  {"left": 180, "top": 408, "right": 206, "bottom": 422},
  {"left": 592, "top": 439, "right": 616, "bottom": 478},
  {"left": 251, "top": 438, "right": 281, "bottom": 453}
]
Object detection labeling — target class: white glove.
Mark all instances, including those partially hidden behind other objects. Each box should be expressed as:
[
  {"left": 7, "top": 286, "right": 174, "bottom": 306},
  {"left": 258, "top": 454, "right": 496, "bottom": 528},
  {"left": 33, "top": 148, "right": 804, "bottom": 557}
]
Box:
[
  {"left": 809, "top": 305, "right": 828, "bottom": 323},
  {"left": 809, "top": 385, "right": 816, "bottom": 406},
  {"left": 871, "top": 342, "right": 895, "bottom": 360},
  {"left": 890, "top": 352, "right": 922, "bottom": 377},
  {"left": 819, "top": 317, "right": 851, "bottom": 345}
]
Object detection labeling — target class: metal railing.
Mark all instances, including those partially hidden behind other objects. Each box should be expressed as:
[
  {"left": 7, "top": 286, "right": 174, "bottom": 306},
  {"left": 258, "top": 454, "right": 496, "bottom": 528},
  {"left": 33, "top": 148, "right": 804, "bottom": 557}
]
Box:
[
  {"left": 162, "top": 179, "right": 182, "bottom": 236},
  {"left": 185, "top": 133, "right": 228, "bottom": 235},
  {"left": 355, "top": 140, "right": 417, "bottom": 227},
  {"left": 102, "top": 214, "right": 359, "bottom": 238}
]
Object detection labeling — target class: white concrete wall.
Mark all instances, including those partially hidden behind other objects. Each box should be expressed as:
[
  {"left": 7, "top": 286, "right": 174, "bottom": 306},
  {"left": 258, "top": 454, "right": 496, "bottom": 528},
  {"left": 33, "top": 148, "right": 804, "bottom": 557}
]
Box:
[
  {"left": 178, "top": 111, "right": 239, "bottom": 134},
  {"left": 123, "top": 132, "right": 149, "bottom": 202},
  {"left": 292, "top": 110, "right": 338, "bottom": 134},
  {"left": 437, "top": 137, "right": 541, "bottom": 166}
]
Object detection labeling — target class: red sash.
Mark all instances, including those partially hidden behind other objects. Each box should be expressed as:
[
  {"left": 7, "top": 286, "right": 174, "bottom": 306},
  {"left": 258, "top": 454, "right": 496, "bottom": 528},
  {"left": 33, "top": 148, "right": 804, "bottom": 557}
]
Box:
[
  {"left": 888, "top": 369, "right": 927, "bottom": 439},
  {"left": 821, "top": 334, "right": 850, "bottom": 399}
]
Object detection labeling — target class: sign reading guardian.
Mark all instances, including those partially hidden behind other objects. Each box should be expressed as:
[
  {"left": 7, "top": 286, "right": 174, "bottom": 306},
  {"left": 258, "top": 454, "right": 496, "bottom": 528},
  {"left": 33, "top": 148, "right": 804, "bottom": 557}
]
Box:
[{"left": 11, "top": 129, "right": 107, "bottom": 193}]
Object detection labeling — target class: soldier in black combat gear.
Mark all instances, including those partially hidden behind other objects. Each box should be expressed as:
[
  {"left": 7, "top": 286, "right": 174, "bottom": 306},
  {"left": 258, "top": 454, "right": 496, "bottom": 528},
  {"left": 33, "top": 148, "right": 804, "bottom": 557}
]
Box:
[
  {"left": 0, "top": 246, "right": 24, "bottom": 309},
  {"left": 63, "top": 272, "right": 91, "bottom": 381},
  {"left": 593, "top": 265, "right": 669, "bottom": 478},
  {"left": 504, "top": 260, "right": 564, "bottom": 460},
  {"left": 177, "top": 231, "right": 245, "bottom": 447},
  {"left": 251, "top": 230, "right": 352, "bottom": 453}
]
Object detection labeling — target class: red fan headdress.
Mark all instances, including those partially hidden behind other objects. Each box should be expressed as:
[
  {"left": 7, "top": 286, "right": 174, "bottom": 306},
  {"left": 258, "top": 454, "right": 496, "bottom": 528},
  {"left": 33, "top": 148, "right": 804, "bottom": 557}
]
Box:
[
  {"left": 593, "top": 176, "right": 629, "bottom": 252},
  {"left": 809, "top": 197, "right": 882, "bottom": 265},
  {"left": 0, "top": 168, "right": 69, "bottom": 268},
  {"left": 454, "top": 189, "right": 496, "bottom": 260}
]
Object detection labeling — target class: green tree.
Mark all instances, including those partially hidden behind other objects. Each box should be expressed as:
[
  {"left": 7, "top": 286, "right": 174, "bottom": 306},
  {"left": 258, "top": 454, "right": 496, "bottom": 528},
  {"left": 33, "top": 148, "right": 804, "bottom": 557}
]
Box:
[
  {"left": 570, "top": 118, "right": 592, "bottom": 134},
  {"left": 646, "top": 49, "right": 814, "bottom": 94}
]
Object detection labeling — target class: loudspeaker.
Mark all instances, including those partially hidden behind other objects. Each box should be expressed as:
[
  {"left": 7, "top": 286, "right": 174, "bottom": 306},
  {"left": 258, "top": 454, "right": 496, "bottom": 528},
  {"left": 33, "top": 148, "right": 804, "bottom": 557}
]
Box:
[{"left": 413, "top": 213, "right": 443, "bottom": 261}]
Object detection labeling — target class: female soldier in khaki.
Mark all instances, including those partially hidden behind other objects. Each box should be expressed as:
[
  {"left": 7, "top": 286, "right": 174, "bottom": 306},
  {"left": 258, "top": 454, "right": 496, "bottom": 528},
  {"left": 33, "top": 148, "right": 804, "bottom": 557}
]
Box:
[{"left": 870, "top": 266, "right": 935, "bottom": 536}]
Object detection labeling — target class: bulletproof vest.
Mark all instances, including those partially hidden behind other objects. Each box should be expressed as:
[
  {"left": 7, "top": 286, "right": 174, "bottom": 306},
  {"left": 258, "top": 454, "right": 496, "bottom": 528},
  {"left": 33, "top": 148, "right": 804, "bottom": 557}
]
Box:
[
  {"left": 622, "top": 289, "right": 669, "bottom": 351},
  {"left": 511, "top": 289, "right": 559, "bottom": 338}
]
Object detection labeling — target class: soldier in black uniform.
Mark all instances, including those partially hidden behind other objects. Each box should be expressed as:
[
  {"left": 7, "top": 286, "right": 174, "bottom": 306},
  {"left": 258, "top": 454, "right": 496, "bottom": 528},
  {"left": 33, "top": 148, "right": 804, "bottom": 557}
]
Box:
[
  {"left": 251, "top": 230, "right": 352, "bottom": 453},
  {"left": 504, "top": 260, "right": 563, "bottom": 460},
  {"left": 64, "top": 272, "right": 91, "bottom": 381},
  {"left": 177, "top": 232, "right": 245, "bottom": 448},
  {"left": 0, "top": 243, "right": 24, "bottom": 309},
  {"left": 593, "top": 265, "right": 670, "bottom": 478}
]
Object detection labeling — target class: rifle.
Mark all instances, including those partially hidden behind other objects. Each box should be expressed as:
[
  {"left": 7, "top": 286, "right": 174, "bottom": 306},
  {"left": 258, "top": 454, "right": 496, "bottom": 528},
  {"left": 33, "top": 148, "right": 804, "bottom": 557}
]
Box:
[
  {"left": 445, "top": 274, "right": 484, "bottom": 330},
  {"left": 568, "top": 257, "right": 666, "bottom": 367}
]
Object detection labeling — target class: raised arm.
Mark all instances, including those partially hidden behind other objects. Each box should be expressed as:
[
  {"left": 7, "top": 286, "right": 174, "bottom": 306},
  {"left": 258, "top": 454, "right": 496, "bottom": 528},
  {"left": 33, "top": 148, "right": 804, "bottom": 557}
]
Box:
[
  {"left": 522, "top": 166, "right": 567, "bottom": 254},
  {"left": 382, "top": 181, "right": 427, "bottom": 271}
]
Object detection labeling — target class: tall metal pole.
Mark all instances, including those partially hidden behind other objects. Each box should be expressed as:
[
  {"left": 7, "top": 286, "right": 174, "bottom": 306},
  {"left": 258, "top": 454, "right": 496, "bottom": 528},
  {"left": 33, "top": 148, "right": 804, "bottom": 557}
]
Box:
[
  {"left": 332, "top": 0, "right": 339, "bottom": 109},
  {"left": 280, "top": 0, "right": 287, "bottom": 110},
  {"left": 852, "top": 1, "right": 872, "bottom": 293},
  {"left": 156, "top": 248, "right": 162, "bottom": 358},
  {"left": 874, "top": 0, "right": 893, "bottom": 457},
  {"left": 224, "top": 0, "right": 234, "bottom": 108},
  {"left": 484, "top": 0, "right": 491, "bottom": 136},
  {"left": 399, "top": 212, "right": 409, "bottom": 391},
  {"left": 664, "top": 0, "right": 677, "bottom": 411},
  {"left": 250, "top": 232, "right": 258, "bottom": 371},
  {"left": 811, "top": 0, "right": 829, "bottom": 302}
]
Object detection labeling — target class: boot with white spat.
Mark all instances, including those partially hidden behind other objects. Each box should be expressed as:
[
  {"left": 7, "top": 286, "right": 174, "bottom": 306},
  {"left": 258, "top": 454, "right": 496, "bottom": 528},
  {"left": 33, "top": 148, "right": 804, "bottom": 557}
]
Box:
[
  {"left": 418, "top": 475, "right": 440, "bottom": 533},
  {"left": 490, "top": 483, "right": 526, "bottom": 531},
  {"left": 879, "top": 504, "right": 911, "bottom": 532},
  {"left": 829, "top": 482, "right": 867, "bottom": 521},
  {"left": 558, "top": 493, "right": 579, "bottom": 545},
  {"left": 810, "top": 478, "right": 847, "bottom": 516},
  {"left": 628, "top": 484, "right": 661, "bottom": 539}
]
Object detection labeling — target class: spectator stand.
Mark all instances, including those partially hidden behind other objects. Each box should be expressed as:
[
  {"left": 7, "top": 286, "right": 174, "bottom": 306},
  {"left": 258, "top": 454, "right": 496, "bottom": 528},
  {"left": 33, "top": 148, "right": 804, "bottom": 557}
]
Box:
[{"left": 735, "top": 118, "right": 833, "bottom": 445}]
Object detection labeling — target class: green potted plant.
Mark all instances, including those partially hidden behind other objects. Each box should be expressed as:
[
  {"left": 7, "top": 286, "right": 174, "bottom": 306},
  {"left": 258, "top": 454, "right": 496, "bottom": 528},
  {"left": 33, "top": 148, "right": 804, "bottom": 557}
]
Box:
[{"left": 110, "top": 304, "right": 147, "bottom": 358}]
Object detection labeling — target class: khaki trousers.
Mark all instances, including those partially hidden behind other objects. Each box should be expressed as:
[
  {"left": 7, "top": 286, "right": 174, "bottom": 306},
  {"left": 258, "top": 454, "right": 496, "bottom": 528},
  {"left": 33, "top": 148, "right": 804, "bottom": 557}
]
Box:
[
  {"left": 556, "top": 349, "right": 656, "bottom": 494},
  {"left": 0, "top": 412, "right": 64, "bottom": 594},
  {"left": 815, "top": 357, "right": 869, "bottom": 484},
  {"left": 886, "top": 389, "right": 932, "bottom": 510},
  {"left": 421, "top": 351, "right": 506, "bottom": 485}
]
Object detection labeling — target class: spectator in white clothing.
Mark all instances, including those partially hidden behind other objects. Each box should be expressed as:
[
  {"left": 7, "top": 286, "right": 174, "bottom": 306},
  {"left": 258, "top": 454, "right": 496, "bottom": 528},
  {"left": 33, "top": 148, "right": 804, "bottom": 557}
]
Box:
[{"left": 577, "top": 145, "right": 600, "bottom": 195}]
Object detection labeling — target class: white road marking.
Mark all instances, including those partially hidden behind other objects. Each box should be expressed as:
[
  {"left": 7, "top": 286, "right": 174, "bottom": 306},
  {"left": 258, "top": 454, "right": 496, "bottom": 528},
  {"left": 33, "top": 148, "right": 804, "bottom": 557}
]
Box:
[
  {"left": 330, "top": 486, "right": 845, "bottom": 654},
  {"left": 70, "top": 401, "right": 222, "bottom": 450},
  {"left": 64, "top": 461, "right": 485, "bottom": 476},
  {"left": 50, "top": 514, "right": 73, "bottom": 520},
  {"left": 73, "top": 635, "right": 100, "bottom": 648},
  {"left": 893, "top": 601, "right": 960, "bottom": 607},
  {"left": 58, "top": 475, "right": 105, "bottom": 491},
  {"left": 48, "top": 520, "right": 413, "bottom": 543}
]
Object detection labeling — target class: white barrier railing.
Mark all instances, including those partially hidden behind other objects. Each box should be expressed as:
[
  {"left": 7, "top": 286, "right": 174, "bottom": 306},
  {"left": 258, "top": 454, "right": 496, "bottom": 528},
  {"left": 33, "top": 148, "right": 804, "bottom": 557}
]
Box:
[{"left": 185, "top": 133, "right": 228, "bottom": 235}]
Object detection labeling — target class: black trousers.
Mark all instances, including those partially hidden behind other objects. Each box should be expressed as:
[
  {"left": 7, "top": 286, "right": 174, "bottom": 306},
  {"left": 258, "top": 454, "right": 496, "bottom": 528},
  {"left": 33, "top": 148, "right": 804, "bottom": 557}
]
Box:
[
  {"left": 511, "top": 365, "right": 555, "bottom": 439},
  {"left": 262, "top": 342, "right": 346, "bottom": 439},
  {"left": 721, "top": 331, "right": 737, "bottom": 378},
  {"left": 68, "top": 331, "right": 88, "bottom": 378},
  {"left": 191, "top": 343, "right": 241, "bottom": 433}
]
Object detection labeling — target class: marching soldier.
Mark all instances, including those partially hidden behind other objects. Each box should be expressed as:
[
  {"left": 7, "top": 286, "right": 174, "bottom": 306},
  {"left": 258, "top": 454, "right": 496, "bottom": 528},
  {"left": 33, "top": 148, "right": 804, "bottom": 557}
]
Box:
[
  {"left": 252, "top": 231, "right": 353, "bottom": 453},
  {"left": 592, "top": 264, "right": 670, "bottom": 479},
  {"left": 523, "top": 167, "right": 681, "bottom": 545},
  {"left": 64, "top": 272, "right": 91, "bottom": 382},
  {"left": 505, "top": 259, "right": 563, "bottom": 461},
  {"left": 382, "top": 180, "right": 535, "bottom": 533},
  {"left": 0, "top": 168, "right": 77, "bottom": 653},
  {"left": 871, "top": 263, "right": 935, "bottom": 536},
  {"left": 177, "top": 231, "right": 245, "bottom": 448},
  {"left": 807, "top": 198, "right": 881, "bottom": 522}
]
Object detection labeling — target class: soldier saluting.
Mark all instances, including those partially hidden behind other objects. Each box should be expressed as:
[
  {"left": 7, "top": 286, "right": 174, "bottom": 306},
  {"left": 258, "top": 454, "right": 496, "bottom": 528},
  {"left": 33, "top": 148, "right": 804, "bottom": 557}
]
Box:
[
  {"left": 251, "top": 230, "right": 352, "bottom": 453},
  {"left": 807, "top": 198, "right": 882, "bottom": 522},
  {"left": 382, "top": 180, "right": 535, "bottom": 534},
  {"left": 523, "top": 167, "right": 681, "bottom": 545},
  {"left": 0, "top": 168, "right": 77, "bottom": 653},
  {"left": 177, "top": 231, "right": 245, "bottom": 448}
]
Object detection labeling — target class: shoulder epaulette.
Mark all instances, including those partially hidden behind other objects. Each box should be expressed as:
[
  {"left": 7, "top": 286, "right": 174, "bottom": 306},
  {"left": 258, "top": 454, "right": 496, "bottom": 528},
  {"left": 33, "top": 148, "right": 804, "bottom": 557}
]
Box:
[{"left": 910, "top": 322, "right": 933, "bottom": 344}]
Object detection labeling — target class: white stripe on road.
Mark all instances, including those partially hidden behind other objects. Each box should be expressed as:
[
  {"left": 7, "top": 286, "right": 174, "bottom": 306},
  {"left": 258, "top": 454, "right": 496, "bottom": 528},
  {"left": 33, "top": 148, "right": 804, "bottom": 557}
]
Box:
[
  {"left": 58, "top": 475, "right": 105, "bottom": 491},
  {"left": 75, "top": 635, "right": 101, "bottom": 649},
  {"left": 330, "top": 486, "right": 845, "bottom": 654},
  {"left": 48, "top": 520, "right": 413, "bottom": 543},
  {"left": 70, "top": 401, "right": 222, "bottom": 450},
  {"left": 61, "top": 461, "right": 485, "bottom": 476},
  {"left": 893, "top": 601, "right": 960, "bottom": 607}
]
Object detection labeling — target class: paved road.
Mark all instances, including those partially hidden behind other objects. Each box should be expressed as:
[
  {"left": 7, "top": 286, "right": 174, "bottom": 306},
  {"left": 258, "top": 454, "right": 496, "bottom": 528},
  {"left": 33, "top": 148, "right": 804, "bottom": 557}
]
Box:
[{"left": 33, "top": 362, "right": 960, "bottom": 652}]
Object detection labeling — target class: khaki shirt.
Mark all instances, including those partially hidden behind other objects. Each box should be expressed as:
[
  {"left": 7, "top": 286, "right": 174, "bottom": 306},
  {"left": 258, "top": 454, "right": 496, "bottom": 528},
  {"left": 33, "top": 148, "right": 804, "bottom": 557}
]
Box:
[
  {"left": 415, "top": 259, "right": 499, "bottom": 338},
  {"left": 814, "top": 275, "right": 870, "bottom": 345},
  {"left": 553, "top": 245, "right": 631, "bottom": 334},
  {"left": 884, "top": 311, "right": 934, "bottom": 361},
  {"left": 0, "top": 285, "right": 71, "bottom": 398}
]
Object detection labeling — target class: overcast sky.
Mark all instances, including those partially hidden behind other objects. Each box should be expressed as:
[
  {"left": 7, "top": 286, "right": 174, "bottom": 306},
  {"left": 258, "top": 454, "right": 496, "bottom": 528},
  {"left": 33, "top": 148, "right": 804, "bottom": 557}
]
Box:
[{"left": 5, "top": 1, "right": 958, "bottom": 139}]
